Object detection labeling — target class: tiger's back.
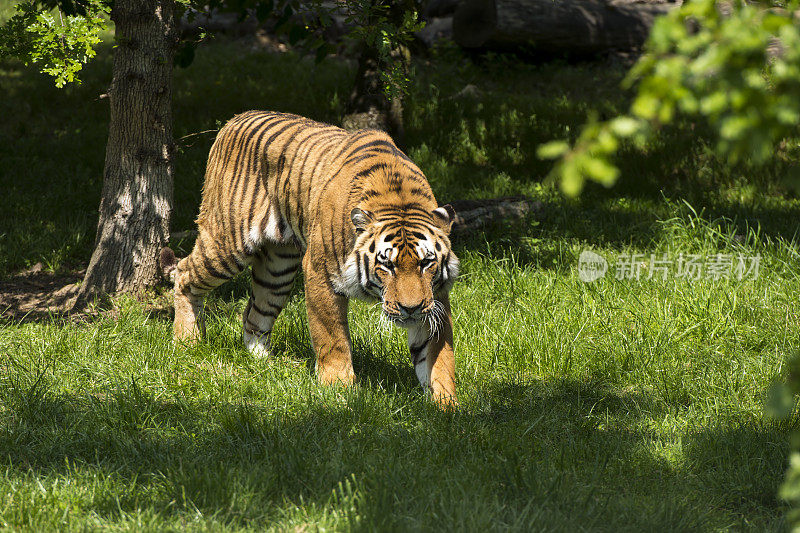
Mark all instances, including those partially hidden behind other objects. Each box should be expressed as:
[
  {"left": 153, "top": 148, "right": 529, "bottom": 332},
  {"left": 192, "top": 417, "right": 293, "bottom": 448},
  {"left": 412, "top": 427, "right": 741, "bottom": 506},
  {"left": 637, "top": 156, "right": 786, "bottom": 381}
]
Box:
[{"left": 171, "top": 110, "right": 460, "bottom": 407}]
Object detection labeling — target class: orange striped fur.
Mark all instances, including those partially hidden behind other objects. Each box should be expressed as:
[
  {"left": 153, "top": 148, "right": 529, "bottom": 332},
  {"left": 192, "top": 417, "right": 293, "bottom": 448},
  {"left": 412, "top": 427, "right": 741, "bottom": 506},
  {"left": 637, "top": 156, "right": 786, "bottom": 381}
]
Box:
[{"left": 172, "top": 111, "right": 459, "bottom": 407}]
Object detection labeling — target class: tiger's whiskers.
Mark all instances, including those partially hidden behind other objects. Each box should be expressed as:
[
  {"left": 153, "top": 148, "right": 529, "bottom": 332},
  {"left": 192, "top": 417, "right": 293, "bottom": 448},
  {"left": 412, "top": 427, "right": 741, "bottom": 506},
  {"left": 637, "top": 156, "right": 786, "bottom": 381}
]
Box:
[
  {"left": 379, "top": 309, "right": 393, "bottom": 334},
  {"left": 426, "top": 299, "right": 446, "bottom": 340}
]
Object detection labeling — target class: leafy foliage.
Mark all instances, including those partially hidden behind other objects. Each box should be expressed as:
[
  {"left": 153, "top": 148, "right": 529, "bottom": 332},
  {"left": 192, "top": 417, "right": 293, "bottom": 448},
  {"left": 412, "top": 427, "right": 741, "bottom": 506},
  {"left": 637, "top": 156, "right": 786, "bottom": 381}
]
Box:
[
  {"left": 0, "top": 0, "right": 108, "bottom": 86},
  {"left": 249, "top": 0, "right": 425, "bottom": 99},
  {"left": 540, "top": 0, "right": 800, "bottom": 196},
  {"left": 339, "top": 0, "right": 424, "bottom": 99},
  {"left": 1, "top": 0, "right": 425, "bottom": 98}
]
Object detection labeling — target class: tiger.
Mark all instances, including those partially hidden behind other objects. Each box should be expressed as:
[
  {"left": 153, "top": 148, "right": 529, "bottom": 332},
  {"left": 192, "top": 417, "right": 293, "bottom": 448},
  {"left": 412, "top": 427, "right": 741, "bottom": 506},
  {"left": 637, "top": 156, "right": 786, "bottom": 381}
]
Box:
[{"left": 163, "top": 110, "right": 460, "bottom": 407}]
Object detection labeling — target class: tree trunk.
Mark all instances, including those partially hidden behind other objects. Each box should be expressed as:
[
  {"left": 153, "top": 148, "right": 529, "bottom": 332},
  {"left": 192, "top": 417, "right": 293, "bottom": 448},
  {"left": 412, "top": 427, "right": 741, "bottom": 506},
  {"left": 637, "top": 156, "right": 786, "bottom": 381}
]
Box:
[
  {"left": 341, "top": 1, "right": 414, "bottom": 147},
  {"left": 446, "top": 196, "right": 543, "bottom": 234},
  {"left": 342, "top": 44, "right": 406, "bottom": 145},
  {"left": 76, "top": 0, "right": 176, "bottom": 305},
  {"left": 453, "top": 0, "right": 676, "bottom": 54}
]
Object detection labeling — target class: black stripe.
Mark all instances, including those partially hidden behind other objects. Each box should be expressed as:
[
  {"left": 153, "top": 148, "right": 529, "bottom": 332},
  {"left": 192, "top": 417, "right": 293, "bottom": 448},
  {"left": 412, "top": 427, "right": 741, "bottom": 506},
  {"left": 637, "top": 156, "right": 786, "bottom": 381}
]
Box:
[
  {"left": 333, "top": 130, "right": 373, "bottom": 160},
  {"left": 328, "top": 207, "right": 343, "bottom": 271},
  {"left": 360, "top": 189, "right": 381, "bottom": 200},
  {"left": 352, "top": 139, "right": 395, "bottom": 152},
  {"left": 355, "top": 162, "right": 388, "bottom": 179},
  {"left": 269, "top": 287, "right": 293, "bottom": 297},
  {"left": 292, "top": 134, "right": 331, "bottom": 234},
  {"left": 245, "top": 318, "right": 269, "bottom": 335},
  {"left": 252, "top": 272, "right": 293, "bottom": 291},
  {"left": 274, "top": 154, "right": 286, "bottom": 180},
  {"left": 190, "top": 284, "right": 211, "bottom": 295},
  {"left": 202, "top": 257, "right": 230, "bottom": 281},
  {"left": 362, "top": 252, "right": 378, "bottom": 293},
  {"left": 410, "top": 340, "right": 429, "bottom": 365},
  {"left": 373, "top": 204, "right": 429, "bottom": 215},
  {"left": 433, "top": 261, "right": 445, "bottom": 290},
  {"left": 245, "top": 182, "right": 261, "bottom": 248},
  {"left": 345, "top": 149, "right": 396, "bottom": 167},
  {"left": 217, "top": 254, "right": 239, "bottom": 277},
  {"left": 277, "top": 215, "right": 287, "bottom": 241},
  {"left": 229, "top": 114, "right": 277, "bottom": 191},
  {"left": 409, "top": 187, "right": 434, "bottom": 200},
  {"left": 250, "top": 300, "right": 278, "bottom": 317},
  {"left": 259, "top": 205, "right": 272, "bottom": 239},
  {"left": 245, "top": 116, "right": 273, "bottom": 177},
  {"left": 274, "top": 250, "right": 301, "bottom": 259},
  {"left": 280, "top": 129, "right": 321, "bottom": 198},
  {"left": 266, "top": 263, "right": 298, "bottom": 278}
]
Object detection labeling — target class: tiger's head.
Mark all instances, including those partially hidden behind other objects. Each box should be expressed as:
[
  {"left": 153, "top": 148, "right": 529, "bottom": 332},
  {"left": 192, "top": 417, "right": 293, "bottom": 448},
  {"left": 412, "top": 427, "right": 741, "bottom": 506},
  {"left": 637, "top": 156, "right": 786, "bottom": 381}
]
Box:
[{"left": 342, "top": 204, "right": 459, "bottom": 328}]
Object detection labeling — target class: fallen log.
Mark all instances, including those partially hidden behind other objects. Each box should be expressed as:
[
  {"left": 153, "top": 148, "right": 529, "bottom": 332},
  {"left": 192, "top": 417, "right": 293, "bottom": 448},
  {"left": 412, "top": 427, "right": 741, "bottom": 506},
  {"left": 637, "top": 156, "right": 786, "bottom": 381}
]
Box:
[
  {"left": 453, "top": 0, "right": 677, "bottom": 54},
  {"left": 447, "top": 196, "right": 543, "bottom": 234}
]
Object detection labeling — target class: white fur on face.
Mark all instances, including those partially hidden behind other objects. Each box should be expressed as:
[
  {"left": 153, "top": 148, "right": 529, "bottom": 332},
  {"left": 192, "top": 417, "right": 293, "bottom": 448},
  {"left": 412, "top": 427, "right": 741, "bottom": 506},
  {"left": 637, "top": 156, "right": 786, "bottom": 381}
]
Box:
[
  {"left": 414, "top": 235, "right": 434, "bottom": 260},
  {"left": 446, "top": 254, "right": 459, "bottom": 280},
  {"left": 375, "top": 241, "right": 395, "bottom": 263}
]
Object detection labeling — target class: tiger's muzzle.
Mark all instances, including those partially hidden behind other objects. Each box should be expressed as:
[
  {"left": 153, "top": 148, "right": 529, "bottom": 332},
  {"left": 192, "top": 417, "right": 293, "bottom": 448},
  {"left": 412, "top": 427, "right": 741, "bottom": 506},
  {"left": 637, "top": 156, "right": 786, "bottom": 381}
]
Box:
[{"left": 382, "top": 299, "right": 434, "bottom": 326}]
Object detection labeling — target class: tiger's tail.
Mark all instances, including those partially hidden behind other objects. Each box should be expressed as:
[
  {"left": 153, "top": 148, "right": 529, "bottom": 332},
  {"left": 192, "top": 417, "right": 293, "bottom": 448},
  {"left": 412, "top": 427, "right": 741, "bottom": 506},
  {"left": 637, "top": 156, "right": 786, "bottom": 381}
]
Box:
[{"left": 159, "top": 247, "right": 180, "bottom": 284}]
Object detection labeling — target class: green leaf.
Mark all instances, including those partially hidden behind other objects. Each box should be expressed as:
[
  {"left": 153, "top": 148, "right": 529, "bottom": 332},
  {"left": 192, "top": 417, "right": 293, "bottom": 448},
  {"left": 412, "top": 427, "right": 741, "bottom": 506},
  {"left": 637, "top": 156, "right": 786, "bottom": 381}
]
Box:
[
  {"left": 536, "top": 141, "right": 569, "bottom": 159},
  {"left": 581, "top": 157, "right": 619, "bottom": 186},
  {"left": 609, "top": 117, "right": 640, "bottom": 137},
  {"left": 560, "top": 163, "right": 584, "bottom": 197},
  {"left": 631, "top": 94, "right": 660, "bottom": 121}
]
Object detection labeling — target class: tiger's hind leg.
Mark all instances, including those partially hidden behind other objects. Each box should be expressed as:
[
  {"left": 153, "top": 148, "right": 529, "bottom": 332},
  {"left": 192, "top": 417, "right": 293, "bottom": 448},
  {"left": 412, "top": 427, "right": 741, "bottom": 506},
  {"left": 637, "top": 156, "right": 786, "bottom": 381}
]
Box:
[
  {"left": 243, "top": 244, "right": 301, "bottom": 357},
  {"left": 173, "top": 229, "right": 247, "bottom": 342}
]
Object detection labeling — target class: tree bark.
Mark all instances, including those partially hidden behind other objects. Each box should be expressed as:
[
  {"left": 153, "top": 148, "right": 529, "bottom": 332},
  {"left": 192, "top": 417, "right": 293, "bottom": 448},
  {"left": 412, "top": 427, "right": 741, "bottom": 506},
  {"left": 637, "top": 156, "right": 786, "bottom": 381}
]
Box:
[
  {"left": 342, "top": 44, "right": 406, "bottom": 145},
  {"left": 341, "top": 1, "right": 414, "bottom": 146},
  {"left": 76, "top": 0, "right": 176, "bottom": 304},
  {"left": 453, "top": 0, "right": 676, "bottom": 54}
]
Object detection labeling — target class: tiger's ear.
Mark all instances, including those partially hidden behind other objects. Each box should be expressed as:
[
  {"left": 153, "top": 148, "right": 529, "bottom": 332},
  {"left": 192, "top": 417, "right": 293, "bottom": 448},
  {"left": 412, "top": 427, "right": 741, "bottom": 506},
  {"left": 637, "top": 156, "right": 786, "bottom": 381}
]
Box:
[
  {"left": 432, "top": 204, "right": 456, "bottom": 234},
  {"left": 350, "top": 208, "right": 374, "bottom": 233}
]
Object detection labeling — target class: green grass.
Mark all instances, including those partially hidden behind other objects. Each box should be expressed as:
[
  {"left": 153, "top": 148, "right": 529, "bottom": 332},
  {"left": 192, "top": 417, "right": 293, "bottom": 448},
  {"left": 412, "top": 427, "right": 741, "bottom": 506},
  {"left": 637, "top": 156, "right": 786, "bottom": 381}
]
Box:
[{"left": 2, "top": 33, "right": 800, "bottom": 530}]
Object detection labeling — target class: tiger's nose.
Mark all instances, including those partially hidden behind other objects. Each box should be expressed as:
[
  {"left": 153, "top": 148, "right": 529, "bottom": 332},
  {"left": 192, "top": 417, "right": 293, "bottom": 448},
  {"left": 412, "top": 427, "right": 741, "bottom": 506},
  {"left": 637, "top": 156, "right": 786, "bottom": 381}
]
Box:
[{"left": 398, "top": 302, "right": 424, "bottom": 316}]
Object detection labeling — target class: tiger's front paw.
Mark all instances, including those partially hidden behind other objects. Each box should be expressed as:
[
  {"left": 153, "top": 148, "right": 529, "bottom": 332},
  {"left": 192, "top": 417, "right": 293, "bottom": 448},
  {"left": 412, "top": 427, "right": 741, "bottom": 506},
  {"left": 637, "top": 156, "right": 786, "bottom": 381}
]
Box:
[
  {"left": 243, "top": 329, "right": 272, "bottom": 358},
  {"left": 316, "top": 364, "right": 356, "bottom": 387},
  {"left": 432, "top": 391, "right": 459, "bottom": 410}
]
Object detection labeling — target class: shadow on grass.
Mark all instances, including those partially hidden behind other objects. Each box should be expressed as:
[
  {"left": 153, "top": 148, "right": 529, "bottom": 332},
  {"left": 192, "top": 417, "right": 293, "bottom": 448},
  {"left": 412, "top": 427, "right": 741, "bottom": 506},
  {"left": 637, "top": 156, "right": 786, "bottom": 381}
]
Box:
[{"left": 0, "top": 373, "right": 788, "bottom": 530}]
